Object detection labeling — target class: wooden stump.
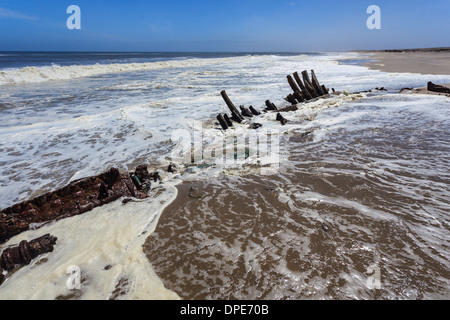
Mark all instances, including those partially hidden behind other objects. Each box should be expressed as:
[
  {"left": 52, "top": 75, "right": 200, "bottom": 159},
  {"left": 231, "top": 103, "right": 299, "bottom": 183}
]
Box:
[
  {"left": 276, "top": 113, "right": 288, "bottom": 125},
  {"left": 301, "top": 70, "right": 319, "bottom": 98},
  {"left": 220, "top": 90, "right": 244, "bottom": 122},
  {"left": 428, "top": 82, "right": 450, "bottom": 93},
  {"left": 293, "top": 91, "right": 305, "bottom": 103},
  {"left": 293, "top": 72, "right": 313, "bottom": 100},
  {"left": 249, "top": 106, "right": 261, "bottom": 115},
  {"left": 240, "top": 106, "right": 254, "bottom": 117},
  {"left": 223, "top": 114, "right": 233, "bottom": 127},
  {"left": 217, "top": 114, "right": 228, "bottom": 130},
  {"left": 265, "top": 100, "right": 277, "bottom": 111},
  {"left": 311, "top": 69, "right": 326, "bottom": 95}
]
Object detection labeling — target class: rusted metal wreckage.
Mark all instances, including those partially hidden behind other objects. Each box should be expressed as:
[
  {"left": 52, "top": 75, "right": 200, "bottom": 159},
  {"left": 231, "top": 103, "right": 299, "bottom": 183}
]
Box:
[
  {"left": 0, "top": 234, "right": 57, "bottom": 285},
  {"left": 216, "top": 69, "right": 335, "bottom": 130},
  {"left": 0, "top": 166, "right": 150, "bottom": 244},
  {"left": 0, "top": 165, "right": 156, "bottom": 285}
]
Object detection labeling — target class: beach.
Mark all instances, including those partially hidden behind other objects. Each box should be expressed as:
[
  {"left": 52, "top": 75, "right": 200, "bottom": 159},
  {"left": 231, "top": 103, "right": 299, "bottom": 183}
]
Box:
[
  {"left": 362, "top": 47, "right": 450, "bottom": 75},
  {"left": 362, "top": 48, "right": 450, "bottom": 96},
  {"left": 0, "top": 50, "right": 449, "bottom": 299}
]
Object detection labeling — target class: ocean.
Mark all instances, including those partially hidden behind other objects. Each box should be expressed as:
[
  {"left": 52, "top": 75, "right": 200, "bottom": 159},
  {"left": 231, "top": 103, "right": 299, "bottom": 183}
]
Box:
[{"left": 0, "top": 51, "right": 449, "bottom": 300}]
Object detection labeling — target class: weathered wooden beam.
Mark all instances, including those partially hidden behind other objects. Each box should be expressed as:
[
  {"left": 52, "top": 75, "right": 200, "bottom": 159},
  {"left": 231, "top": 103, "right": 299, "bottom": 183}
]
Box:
[
  {"left": 293, "top": 72, "right": 313, "bottom": 100},
  {"left": 231, "top": 111, "right": 243, "bottom": 123},
  {"left": 265, "top": 100, "right": 277, "bottom": 111},
  {"left": 293, "top": 91, "right": 305, "bottom": 103},
  {"left": 276, "top": 113, "right": 288, "bottom": 125},
  {"left": 285, "top": 94, "right": 297, "bottom": 105},
  {"left": 311, "top": 69, "right": 326, "bottom": 96},
  {"left": 216, "top": 114, "right": 228, "bottom": 130},
  {"left": 220, "top": 90, "right": 244, "bottom": 122},
  {"left": 301, "top": 70, "right": 319, "bottom": 98},
  {"left": 322, "top": 85, "right": 329, "bottom": 95},
  {"left": 278, "top": 105, "right": 298, "bottom": 112},
  {"left": 428, "top": 81, "right": 450, "bottom": 93},
  {"left": 223, "top": 114, "right": 233, "bottom": 127},
  {"left": 287, "top": 75, "right": 301, "bottom": 93},
  {"left": 249, "top": 106, "right": 261, "bottom": 116},
  {"left": 240, "top": 106, "right": 254, "bottom": 118}
]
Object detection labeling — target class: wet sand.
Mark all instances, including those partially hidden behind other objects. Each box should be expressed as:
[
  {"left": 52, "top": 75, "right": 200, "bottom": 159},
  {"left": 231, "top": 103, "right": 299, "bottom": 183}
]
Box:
[{"left": 143, "top": 115, "right": 450, "bottom": 299}]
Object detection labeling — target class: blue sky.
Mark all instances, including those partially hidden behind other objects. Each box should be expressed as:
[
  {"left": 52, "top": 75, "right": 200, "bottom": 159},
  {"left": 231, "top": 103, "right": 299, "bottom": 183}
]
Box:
[{"left": 0, "top": 0, "right": 449, "bottom": 52}]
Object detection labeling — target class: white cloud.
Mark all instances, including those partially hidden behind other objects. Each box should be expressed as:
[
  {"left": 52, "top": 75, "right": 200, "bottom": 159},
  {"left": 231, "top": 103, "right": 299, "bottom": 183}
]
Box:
[{"left": 0, "top": 7, "right": 37, "bottom": 21}]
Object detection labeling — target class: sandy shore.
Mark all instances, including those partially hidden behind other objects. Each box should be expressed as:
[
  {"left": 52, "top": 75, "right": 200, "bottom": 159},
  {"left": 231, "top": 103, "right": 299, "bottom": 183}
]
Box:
[
  {"left": 361, "top": 47, "right": 450, "bottom": 75},
  {"left": 357, "top": 48, "right": 450, "bottom": 96}
]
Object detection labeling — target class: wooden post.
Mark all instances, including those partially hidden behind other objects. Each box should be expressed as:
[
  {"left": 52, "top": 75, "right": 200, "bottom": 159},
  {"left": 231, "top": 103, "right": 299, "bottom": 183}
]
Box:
[
  {"left": 223, "top": 114, "right": 233, "bottom": 127},
  {"left": 301, "top": 70, "right": 319, "bottom": 98},
  {"left": 216, "top": 114, "right": 228, "bottom": 130},
  {"left": 428, "top": 82, "right": 450, "bottom": 93},
  {"left": 285, "top": 94, "right": 297, "bottom": 105},
  {"left": 265, "top": 100, "right": 277, "bottom": 111},
  {"left": 287, "top": 75, "right": 301, "bottom": 93},
  {"left": 311, "top": 69, "right": 325, "bottom": 96},
  {"left": 220, "top": 90, "right": 244, "bottom": 122},
  {"left": 293, "top": 91, "right": 305, "bottom": 103},
  {"left": 231, "top": 111, "right": 243, "bottom": 123},
  {"left": 293, "top": 72, "right": 313, "bottom": 100},
  {"left": 276, "top": 113, "right": 288, "bottom": 125},
  {"left": 240, "top": 106, "right": 254, "bottom": 117},
  {"left": 249, "top": 106, "right": 261, "bottom": 115}
]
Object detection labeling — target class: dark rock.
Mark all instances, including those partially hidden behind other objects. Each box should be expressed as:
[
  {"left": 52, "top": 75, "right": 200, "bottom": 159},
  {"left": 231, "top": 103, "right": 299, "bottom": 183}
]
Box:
[
  {"left": 167, "top": 164, "right": 177, "bottom": 173},
  {"left": 248, "top": 123, "right": 263, "bottom": 129}
]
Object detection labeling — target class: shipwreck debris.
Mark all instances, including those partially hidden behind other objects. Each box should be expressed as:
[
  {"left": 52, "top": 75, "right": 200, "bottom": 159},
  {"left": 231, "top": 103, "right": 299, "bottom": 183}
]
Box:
[
  {"left": 286, "top": 70, "right": 330, "bottom": 104},
  {"left": 217, "top": 114, "right": 229, "bottom": 130},
  {"left": 427, "top": 82, "right": 450, "bottom": 94},
  {"left": 220, "top": 90, "right": 245, "bottom": 124},
  {"left": 0, "top": 167, "right": 149, "bottom": 243},
  {"left": 167, "top": 163, "right": 177, "bottom": 174},
  {"left": 0, "top": 233, "right": 57, "bottom": 285},
  {"left": 216, "top": 69, "right": 334, "bottom": 131},
  {"left": 276, "top": 113, "right": 288, "bottom": 125},
  {"left": 265, "top": 100, "right": 278, "bottom": 111}
]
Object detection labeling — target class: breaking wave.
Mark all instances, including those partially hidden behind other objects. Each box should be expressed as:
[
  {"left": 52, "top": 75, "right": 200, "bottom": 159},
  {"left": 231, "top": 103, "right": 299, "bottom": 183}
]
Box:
[{"left": 0, "top": 56, "right": 253, "bottom": 86}]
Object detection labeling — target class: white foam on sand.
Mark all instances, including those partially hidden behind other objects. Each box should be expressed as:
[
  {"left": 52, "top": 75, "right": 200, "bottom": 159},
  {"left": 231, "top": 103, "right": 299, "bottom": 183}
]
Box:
[{"left": 0, "top": 179, "right": 182, "bottom": 300}]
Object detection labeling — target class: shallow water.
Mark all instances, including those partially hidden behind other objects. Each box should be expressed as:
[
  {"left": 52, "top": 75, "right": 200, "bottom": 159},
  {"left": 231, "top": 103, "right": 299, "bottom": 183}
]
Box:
[{"left": 144, "top": 93, "right": 450, "bottom": 300}]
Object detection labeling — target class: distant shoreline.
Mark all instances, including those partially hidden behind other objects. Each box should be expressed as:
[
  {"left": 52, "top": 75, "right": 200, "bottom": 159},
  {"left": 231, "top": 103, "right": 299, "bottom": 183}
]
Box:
[
  {"left": 357, "top": 47, "right": 450, "bottom": 53},
  {"left": 352, "top": 47, "right": 450, "bottom": 76}
]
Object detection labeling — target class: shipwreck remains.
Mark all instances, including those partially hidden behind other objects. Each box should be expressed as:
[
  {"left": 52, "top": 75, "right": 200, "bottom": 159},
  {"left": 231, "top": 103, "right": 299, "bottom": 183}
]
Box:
[
  {"left": 0, "top": 166, "right": 150, "bottom": 244},
  {"left": 428, "top": 81, "right": 450, "bottom": 94},
  {"left": 0, "top": 233, "right": 57, "bottom": 285},
  {"left": 216, "top": 69, "right": 332, "bottom": 130}
]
